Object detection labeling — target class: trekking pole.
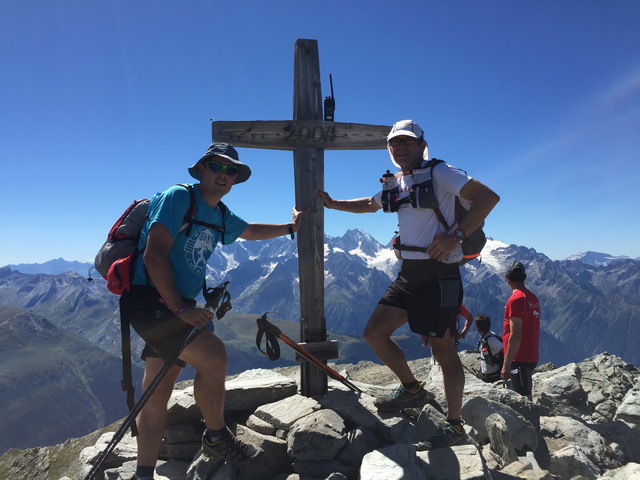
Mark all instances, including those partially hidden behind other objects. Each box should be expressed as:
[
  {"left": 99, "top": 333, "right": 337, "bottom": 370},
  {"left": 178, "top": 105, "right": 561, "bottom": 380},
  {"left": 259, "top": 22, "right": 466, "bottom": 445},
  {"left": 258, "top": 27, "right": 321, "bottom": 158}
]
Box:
[
  {"left": 86, "top": 281, "right": 232, "bottom": 480},
  {"left": 463, "top": 363, "right": 479, "bottom": 377},
  {"left": 84, "top": 326, "right": 199, "bottom": 480},
  {"left": 255, "top": 313, "right": 362, "bottom": 394}
]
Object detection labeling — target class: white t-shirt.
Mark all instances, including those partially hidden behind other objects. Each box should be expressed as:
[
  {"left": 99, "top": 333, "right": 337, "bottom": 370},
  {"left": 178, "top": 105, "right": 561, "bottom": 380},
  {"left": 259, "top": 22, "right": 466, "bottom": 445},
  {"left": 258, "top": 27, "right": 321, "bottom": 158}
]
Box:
[
  {"left": 480, "top": 333, "right": 504, "bottom": 375},
  {"left": 373, "top": 161, "right": 472, "bottom": 260}
]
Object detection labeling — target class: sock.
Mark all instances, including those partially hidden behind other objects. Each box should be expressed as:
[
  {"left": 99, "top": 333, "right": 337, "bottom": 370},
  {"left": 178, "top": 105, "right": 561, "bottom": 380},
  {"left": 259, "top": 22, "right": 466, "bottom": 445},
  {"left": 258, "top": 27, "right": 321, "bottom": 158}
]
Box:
[
  {"left": 135, "top": 465, "right": 155, "bottom": 479},
  {"left": 205, "top": 426, "right": 228, "bottom": 443},
  {"left": 402, "top": 380, "right": 421, "bottom": 392},
  {"left": 446, "top": 418, "right": 464, "bottom": 432}
]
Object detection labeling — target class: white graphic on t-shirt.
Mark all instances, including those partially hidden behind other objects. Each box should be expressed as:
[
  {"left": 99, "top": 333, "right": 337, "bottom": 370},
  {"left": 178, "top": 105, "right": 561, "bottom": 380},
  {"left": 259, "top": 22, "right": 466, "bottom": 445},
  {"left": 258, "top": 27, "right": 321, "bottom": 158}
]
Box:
[{"left": 185, "top": 226, "right": 216, "bottom": 275}]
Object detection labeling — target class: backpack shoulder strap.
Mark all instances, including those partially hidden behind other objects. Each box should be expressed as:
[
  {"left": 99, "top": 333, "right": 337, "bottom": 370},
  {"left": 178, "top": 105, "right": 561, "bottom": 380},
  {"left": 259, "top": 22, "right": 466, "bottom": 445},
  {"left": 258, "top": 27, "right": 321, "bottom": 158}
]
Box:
[
  {"left": 177, "top": 184, "right": 227, "bottom": 242},
  {"left": 177, "top": 184, "right": 197, "bottom": 237},
  {"left": 119, "top": 299, "right": 138, "bottom": 436},
  {"left": 426, "top": 159, "right": 452, "bottom": 232}
]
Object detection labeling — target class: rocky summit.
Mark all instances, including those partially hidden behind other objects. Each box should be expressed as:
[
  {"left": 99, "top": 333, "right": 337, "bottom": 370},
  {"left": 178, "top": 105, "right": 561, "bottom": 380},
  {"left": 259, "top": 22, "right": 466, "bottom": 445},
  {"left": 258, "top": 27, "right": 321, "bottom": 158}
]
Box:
[{"left": 1, "top": 352, "right": 640, "bottom": 480}]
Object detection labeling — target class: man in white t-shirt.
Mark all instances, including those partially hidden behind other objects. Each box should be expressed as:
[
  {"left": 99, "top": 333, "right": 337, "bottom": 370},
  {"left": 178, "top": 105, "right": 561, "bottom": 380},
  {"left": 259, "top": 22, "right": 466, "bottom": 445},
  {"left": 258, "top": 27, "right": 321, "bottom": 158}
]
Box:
[{"left": 317, "top": 120, "right": 499, "bottom": 449}]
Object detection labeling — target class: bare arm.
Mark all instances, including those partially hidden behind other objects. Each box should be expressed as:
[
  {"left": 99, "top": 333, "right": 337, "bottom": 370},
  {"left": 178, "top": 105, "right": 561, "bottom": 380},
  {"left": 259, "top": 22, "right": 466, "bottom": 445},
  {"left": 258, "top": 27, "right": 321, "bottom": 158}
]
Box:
[
  {"left": 316, "top": 190, "right": 381, "bottom": 213},
  {"left": 457, "top": 179, "right": 501, "bottom": 238},
  {"left": 240, "top": 207, "right": 307, "bottom": 240},
  {"left": 143, "top": 223, "right": 213, "bottom": 329},
  {"left": 457, "top": 310, "right": 474, "bottom": 339},
  {"left": 427, "top": 179, "right": 500, "bottom": 261},
  {"left": 501, "top": 316, "right": 523, "bottom": 380}
]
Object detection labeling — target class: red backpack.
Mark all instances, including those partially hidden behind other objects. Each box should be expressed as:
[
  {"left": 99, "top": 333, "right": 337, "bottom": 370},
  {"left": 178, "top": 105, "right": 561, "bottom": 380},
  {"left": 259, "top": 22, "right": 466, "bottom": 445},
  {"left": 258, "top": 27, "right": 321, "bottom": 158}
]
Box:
[{"left": 93, "top": 184, "right": 226, "bottom": 294}]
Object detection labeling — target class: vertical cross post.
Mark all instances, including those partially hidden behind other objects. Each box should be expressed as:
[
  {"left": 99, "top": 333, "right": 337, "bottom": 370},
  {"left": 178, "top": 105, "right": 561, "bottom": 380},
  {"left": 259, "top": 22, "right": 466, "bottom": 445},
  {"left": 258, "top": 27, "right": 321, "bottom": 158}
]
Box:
[
  {"left": 211, "top": 39, "right": 390, "bottom": 397},
  {"left": 293, "top": 39, "right": 327, "bottom": 396}
]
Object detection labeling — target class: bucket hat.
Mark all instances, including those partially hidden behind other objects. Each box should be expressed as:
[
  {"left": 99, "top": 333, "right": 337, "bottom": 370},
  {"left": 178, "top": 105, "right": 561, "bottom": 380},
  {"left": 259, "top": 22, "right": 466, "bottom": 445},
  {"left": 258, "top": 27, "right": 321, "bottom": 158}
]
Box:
[{"left": 188, "top": 143, "right": 251, "bottom": 184}]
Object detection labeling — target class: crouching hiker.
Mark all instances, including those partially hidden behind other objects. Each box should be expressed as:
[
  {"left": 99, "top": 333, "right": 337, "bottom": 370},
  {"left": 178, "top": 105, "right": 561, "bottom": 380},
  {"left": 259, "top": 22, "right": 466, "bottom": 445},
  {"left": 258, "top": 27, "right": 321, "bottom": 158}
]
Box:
[
  {"left": 122, "top": 143, "right": 306, "bottom": 480},
  {"left": 474, "top": 314, "right": 504, "bottom": 383}
]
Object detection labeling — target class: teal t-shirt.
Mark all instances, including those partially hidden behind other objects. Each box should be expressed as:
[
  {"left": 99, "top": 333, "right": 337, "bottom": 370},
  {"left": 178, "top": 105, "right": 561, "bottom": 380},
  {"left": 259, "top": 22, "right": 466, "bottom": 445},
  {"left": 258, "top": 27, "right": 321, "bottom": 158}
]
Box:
[{"left": 132, "top": 184, "right": 247, "bottom": 299}]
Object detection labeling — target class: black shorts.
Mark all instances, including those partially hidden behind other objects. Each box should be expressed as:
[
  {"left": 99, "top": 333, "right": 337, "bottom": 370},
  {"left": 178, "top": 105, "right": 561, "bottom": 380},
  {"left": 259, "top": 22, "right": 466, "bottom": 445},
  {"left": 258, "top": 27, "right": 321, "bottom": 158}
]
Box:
[
  {"left": 120, "top": 286, "right": 200, "bottom": 367},
  {"left": 378, "top": 259, "right": 463, "bottom": 338}
]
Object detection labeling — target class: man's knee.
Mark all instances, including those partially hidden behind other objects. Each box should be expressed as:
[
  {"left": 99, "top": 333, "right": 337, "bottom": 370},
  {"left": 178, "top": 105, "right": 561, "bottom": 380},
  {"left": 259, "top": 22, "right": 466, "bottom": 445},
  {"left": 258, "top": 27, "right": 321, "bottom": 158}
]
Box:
[
  {"left": 363, "top": 305, "right": 406, "bottom": 345},
  {"left": 183, "top": 334, "right": 227, "bottom": 371},
  {"left": 363, "top": 323, "right": 383, "bottom": 345},
  {"left": 430, "top": 337, "right": 458, "bottom": 364}
]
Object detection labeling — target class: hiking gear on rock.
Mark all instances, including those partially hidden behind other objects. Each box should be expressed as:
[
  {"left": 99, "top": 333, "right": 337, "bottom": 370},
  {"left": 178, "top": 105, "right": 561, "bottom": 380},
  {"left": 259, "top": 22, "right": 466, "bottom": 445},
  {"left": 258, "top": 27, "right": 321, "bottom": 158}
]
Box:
[
  {"left": 201, "top": 428, "right": 263, "bottom": 465},
  {"left": 256, "top": 312, "right": 363, "bottom": 394},
  {"left": 416, "top": 421, "right": 467, "bottom": 450},
  {"left": 374, "top": 380, "right": 429, "bottom": 411},
  {"left": 383, "top": 159, "right": 487, "bottom": 265},
  {"left": 93, "top": 184, "right": 227, "bottom": 295}
]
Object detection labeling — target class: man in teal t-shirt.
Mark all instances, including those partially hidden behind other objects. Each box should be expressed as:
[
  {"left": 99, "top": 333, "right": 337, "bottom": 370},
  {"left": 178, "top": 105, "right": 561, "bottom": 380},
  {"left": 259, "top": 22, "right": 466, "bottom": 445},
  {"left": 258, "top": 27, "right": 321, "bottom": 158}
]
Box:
[{"left": 121, "top": 143, "right": 306, "bottom": 480}]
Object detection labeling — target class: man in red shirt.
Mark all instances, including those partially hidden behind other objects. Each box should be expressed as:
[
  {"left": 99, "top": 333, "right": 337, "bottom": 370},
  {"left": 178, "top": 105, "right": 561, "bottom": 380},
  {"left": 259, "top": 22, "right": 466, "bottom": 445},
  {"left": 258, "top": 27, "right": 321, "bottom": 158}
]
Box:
[{"left": 501, "top": 261, "right": 540, "bottom": 398}]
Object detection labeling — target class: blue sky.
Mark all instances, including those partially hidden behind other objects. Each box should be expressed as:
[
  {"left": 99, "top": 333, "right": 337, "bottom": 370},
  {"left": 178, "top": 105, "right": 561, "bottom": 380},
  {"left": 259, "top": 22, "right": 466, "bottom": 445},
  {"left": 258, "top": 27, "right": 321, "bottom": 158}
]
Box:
[{"left": 1, "top": 0, "right": 639, "bottom": 265}]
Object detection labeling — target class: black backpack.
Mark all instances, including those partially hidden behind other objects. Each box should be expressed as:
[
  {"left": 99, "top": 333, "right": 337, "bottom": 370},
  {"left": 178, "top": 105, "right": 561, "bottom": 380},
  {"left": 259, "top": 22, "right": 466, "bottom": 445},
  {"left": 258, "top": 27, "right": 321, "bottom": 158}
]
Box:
[
  {"left": 426, "top": 159, "right": 487, "bottom": 264},
  {"left": 478, "top": 333, "right": 504, "bottom": 368},
  {"left": 383, "top": 159, "right": 487, "bottom": 265}
]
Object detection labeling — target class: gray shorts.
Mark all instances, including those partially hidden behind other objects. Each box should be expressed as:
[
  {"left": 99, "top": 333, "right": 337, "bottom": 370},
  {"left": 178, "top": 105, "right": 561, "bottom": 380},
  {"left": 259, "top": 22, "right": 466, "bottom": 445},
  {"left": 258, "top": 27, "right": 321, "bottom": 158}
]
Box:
[
  {"left": 120, "top": 286, "right": 200, "bottom": 367},
  {"left": 378, "top": 259, "right": 462, "bottom": 337}
]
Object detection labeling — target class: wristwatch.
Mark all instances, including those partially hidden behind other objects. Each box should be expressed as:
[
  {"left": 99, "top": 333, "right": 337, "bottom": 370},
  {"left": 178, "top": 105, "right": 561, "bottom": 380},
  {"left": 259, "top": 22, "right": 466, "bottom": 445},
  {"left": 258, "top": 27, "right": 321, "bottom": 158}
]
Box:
[{"left": 452, "top": 228, "right": 466, "bottom": 244}]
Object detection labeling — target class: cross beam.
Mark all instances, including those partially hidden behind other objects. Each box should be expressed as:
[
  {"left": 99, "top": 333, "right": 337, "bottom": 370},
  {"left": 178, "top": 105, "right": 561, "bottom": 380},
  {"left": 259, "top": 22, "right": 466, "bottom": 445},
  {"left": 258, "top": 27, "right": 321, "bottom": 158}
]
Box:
[{"left": 213, "top": 39, "right": 389, "bottom": 396}]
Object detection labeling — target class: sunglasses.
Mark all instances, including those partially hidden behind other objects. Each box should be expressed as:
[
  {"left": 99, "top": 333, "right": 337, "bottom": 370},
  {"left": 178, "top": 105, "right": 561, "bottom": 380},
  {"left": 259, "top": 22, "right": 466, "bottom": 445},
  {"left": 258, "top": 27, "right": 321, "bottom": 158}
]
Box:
[
  {"left": 388, "top": 137, "right": 418, "bottom": 147},
  {"left": 205, "top": 161, "right": 240, "bottom": 176}
]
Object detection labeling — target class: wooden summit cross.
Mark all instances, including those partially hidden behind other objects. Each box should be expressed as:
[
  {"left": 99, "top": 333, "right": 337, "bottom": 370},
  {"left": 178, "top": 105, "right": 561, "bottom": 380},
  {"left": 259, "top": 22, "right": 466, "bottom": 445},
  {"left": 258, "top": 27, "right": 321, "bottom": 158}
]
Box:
[{"left": 212, "top": 39, "right": 390, "bottom": 396}]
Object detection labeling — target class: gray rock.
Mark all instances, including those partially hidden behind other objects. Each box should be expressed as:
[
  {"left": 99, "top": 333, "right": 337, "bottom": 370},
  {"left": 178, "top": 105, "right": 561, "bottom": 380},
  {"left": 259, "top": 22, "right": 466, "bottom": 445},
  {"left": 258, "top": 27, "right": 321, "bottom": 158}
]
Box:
[
  {"left": 548, "top": 445, "right": 600, "bottom": 480},
  {"left": 335, "top": 427, "right": 378, "bottom": 467},
  {"left": 225, "top": 369, "right": 298, "bottom": 412},
  {"left": 6, "top": 356, "right": 640, "bottom": 480},
  {"left": 498, "top": 457, "right": 559, "bottom": 479},
  {"left": 415, "top": 403, "right": 446, "bottom": 441},
  {"left": 598, "top": 461, "right": 640, "bottom": 479},
  {"left": 254, "top": 394, "right": 321, "bottom": 431},
  {"left": 287, "top": 409, "right": 347, "bottom": 460},
  {"left": 534, "top": 363, "right": 588, "bottom": 411},
  {"left": 416, "top": 444, "right": 488, "bottom": 479},
  {"left": 246, "top": 413, "right": 277, "bottom": 435},
  {"left": 614, "top": 385, "right": 640, "bottom": 424},
  {"left": 292, "top": 458, "right": 355, "bottom": 478},
  {"left": 462, "top": 395, "right": 538, "bottom": 451},
  {"left": 486, "top": 413, "right": 518, "bottom": 465},
  {"left": 360, "top": 444, "right": 423, "bottom": 480},
  {"left": 541, "top": 416, "right": 621, "bottom": 472}
]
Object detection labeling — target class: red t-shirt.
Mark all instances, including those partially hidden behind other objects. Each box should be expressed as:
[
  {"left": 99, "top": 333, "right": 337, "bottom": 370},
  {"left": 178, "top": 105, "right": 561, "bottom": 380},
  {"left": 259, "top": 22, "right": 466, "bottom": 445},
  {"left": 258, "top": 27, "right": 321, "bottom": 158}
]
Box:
[{"left": 503, "top": 288, "right": 540, "bottom": 363}]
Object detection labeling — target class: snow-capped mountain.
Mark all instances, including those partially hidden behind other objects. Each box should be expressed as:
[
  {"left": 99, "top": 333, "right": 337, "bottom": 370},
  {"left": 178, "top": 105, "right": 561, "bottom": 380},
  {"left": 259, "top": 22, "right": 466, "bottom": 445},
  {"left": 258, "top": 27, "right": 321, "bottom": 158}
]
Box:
[
  {"left": 1, "top": 230, "right": 639, "bottom": 368},
  {"left": 565, "top": 251, "right": 636, "bottom": 266}
]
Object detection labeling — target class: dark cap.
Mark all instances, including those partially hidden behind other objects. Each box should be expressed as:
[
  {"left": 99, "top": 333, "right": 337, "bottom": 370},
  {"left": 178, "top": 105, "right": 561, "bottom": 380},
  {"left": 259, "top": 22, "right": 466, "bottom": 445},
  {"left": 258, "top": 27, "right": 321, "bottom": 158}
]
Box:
[
  {"left": 506, "top": 261, "right": 527, "bottom": 280},
  {"left": 188, "top": 142, "right": 252, "bottom": 184}
]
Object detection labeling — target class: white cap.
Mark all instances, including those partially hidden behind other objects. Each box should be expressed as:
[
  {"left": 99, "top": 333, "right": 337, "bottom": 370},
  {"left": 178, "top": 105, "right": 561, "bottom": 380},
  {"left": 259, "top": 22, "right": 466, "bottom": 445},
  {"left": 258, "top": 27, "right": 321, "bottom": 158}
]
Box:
[
  {"left": 387, "top": 120, "right": 429, "bottom": 168},
  {"left": 387, "top": 119, "right": 424, "bottom": 141}
]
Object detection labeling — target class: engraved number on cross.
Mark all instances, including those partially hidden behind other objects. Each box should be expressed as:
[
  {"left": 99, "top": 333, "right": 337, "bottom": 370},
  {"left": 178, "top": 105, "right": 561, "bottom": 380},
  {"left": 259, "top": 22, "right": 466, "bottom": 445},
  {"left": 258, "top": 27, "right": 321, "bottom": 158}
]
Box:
[{"left": 285, "top": 125, "right": 336, "bottom": 143}]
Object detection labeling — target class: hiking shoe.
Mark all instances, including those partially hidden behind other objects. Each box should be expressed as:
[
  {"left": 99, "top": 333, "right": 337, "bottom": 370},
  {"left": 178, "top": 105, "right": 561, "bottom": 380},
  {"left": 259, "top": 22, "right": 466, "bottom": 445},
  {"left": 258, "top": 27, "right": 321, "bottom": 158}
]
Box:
[
  {"left": 416, "top": 421, "right": 467, "bottom": 450},
  {"left": 374, "top": 381, "right": 428, "bottom": 412},
  {"left": 201, "top": 428, "right": 263, "bottom": 465}
]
